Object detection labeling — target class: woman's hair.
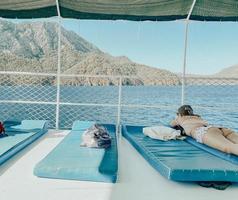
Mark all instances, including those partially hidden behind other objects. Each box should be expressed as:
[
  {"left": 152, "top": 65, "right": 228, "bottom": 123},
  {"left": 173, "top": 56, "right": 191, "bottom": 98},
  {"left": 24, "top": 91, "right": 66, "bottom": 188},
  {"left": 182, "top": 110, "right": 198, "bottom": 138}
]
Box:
[{"left": 177, "top": 105, "right": 199, "bottom": 116}]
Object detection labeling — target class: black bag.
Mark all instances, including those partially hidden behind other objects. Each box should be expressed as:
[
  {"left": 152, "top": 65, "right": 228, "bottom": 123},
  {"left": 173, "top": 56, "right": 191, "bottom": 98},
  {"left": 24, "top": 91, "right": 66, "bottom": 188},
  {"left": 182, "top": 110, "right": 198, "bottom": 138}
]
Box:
[
  {"left": 93, "top": 124, "right": 111, "bottom": 148},
  {"left": 81, "top": 124, "right": 111, "bottom": 148},
  {"left": 172, "top": 125, "right": 186, "bottom": 136}
]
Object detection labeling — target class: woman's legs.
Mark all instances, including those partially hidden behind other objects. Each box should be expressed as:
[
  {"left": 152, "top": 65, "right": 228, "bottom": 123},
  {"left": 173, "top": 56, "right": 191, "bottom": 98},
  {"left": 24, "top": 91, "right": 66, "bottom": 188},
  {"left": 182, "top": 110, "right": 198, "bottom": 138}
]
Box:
[
  {"left": 202, "top": 127, "right": 238, "bottom": 156},
  {"left": 220, "top": 128, "right": 238, "bottom": 144}
]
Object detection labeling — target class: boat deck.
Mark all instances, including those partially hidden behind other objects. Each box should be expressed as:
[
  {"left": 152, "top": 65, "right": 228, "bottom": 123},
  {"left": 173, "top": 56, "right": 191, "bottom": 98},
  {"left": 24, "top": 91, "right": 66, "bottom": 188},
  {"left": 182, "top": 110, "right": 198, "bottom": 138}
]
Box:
[{"left": 0, "top": 130, "right": 238, "bottom": 200}]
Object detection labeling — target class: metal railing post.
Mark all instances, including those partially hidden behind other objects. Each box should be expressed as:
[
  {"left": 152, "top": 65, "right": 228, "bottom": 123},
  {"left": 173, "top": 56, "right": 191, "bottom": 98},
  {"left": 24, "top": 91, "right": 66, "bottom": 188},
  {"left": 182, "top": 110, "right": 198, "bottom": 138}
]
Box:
[
  {"left": 116, "top": 77, "right": 122, "bottom": 138},
  {"left": 55, "top": 0, "right": 61, "bottom": 129}
]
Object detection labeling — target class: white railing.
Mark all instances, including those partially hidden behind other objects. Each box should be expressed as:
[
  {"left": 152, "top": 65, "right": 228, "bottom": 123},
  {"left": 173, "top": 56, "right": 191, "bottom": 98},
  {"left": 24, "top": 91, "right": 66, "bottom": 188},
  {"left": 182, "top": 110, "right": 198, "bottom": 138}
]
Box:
[
  {"left": 0, "top": 70, "right": 180, "bottom": 129},
  {"left": 0, "top": 70, "right": 237, "bottom": 131}
]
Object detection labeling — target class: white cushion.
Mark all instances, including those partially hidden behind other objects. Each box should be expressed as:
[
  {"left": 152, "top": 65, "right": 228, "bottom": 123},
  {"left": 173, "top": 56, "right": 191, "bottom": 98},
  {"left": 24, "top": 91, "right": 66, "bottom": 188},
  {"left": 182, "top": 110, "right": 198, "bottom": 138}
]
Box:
[{"left": 143, "top": 126, "right": 180, "bottom": 141}]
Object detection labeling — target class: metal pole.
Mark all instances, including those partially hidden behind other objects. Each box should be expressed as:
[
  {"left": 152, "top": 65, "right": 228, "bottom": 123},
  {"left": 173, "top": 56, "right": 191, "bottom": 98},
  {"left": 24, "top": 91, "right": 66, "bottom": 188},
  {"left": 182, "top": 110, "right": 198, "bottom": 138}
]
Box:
[
  {"left": 181, "top": 0, "right": 197, "bottom": 105},
  {"left": 55, "top": 0, "right": 61, "bottom": 129},
  {"left": 116, "top": 77, "right": 122, "bottom": 138},
  {"left": 181, "top": 21, "right": 189, "bottom": 105},
  {"left": 116, "top": 77, "right": 122, "bottom": 182}
]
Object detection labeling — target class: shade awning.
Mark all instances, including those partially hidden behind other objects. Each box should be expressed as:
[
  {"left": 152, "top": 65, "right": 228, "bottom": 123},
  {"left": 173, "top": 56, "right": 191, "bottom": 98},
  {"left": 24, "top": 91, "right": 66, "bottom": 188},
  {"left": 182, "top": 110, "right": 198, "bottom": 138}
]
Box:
[{"left": 1, "top": 0, "right": 238, "bottom": 21}]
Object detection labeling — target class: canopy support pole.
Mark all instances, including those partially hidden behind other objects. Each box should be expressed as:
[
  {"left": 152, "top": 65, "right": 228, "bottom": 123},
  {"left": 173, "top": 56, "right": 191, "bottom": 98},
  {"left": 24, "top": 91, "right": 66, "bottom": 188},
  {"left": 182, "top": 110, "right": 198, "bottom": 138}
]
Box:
[
  {"left": 181, "top": 0, "right": 197, "bottom": 105},
  {"left": 55, "top": 0, "right": 61, "bottom": 129}
]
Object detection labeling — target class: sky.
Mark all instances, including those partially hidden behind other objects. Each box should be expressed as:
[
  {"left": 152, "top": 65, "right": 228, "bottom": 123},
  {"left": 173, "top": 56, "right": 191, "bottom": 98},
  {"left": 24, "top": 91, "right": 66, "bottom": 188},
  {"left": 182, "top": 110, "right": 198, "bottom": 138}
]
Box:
[{"left": 62, "top": 19, "right": 238, "bottom": 75}]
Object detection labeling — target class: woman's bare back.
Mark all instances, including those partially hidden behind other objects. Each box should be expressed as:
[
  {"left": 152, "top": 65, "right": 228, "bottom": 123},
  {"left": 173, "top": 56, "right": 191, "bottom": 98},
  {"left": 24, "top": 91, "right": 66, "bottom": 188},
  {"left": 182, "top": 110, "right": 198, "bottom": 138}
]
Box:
[{"left": 171, "top": 115, "right": 208, "bottom": 136}]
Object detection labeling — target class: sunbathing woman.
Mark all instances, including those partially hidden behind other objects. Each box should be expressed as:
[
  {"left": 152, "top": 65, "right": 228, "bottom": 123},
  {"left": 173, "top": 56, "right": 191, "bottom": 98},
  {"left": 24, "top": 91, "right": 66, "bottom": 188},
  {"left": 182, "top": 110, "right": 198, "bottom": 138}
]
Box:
[{"left": 171, "top": 105, "right": 238, "bottom": 156}]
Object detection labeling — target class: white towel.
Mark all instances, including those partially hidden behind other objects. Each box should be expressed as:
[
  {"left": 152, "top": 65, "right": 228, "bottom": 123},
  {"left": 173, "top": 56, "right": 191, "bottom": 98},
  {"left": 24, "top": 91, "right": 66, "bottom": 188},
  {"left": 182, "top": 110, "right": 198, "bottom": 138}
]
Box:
[
  {"left": 143, "top": 126, "right": 183, "bottom": 141},
  {"left": 80, "top": 131, "right": 98, "bottom": 147}
]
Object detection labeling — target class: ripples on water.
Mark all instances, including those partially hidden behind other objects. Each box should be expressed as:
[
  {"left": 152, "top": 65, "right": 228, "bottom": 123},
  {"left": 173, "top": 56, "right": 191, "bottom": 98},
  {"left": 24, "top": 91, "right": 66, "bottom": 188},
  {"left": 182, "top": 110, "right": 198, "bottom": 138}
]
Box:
[{"left": 0, "top": 85, "right": 237, "bottom": 130}]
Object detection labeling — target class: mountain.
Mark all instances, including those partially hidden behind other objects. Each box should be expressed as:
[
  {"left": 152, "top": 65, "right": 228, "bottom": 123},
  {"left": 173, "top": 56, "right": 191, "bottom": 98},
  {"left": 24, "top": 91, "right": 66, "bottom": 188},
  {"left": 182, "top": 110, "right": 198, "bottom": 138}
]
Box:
[
  {"left": 215, "top": 64, "right": 238, "bottom": 77},
  {"left": 0, "top": 20, "right": 180, "bottom": 86},
  {"left": 0, "top": 20, "right": 100, "bottom": 58}
]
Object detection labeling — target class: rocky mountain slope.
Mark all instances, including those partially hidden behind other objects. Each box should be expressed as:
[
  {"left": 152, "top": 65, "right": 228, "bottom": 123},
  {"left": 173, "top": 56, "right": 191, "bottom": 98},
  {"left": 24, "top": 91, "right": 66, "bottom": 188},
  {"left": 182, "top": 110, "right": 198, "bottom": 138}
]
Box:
[
  {"left": 0, "top": 20, "right": 180, "bottom": 86},
  {"left": 0, "top": 20, "right": 100, "bottom": 58},
  {"left": 215, "top": 64, "right": 238, "bottom": 77}
]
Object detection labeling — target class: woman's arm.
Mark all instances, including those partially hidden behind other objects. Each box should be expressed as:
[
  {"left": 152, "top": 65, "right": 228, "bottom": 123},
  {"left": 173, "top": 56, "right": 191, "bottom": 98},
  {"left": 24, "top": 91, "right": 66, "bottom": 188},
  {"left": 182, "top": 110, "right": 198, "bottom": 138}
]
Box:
[{"left": 170, "top": 117, "right": 179, "bottom": 127}]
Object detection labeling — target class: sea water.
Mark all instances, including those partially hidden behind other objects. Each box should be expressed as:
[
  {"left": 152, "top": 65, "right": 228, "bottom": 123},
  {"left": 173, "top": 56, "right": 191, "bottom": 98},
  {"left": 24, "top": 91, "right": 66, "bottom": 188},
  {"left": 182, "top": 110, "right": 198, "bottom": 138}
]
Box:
[{"left": 0, "top": 85, "right": 237, "bottom": 130}]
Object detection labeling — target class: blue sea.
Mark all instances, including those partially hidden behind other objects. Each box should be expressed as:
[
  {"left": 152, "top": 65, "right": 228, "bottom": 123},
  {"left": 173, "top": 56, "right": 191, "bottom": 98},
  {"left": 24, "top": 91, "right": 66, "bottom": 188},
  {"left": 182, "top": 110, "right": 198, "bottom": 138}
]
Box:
[{"left": 0, "top": 85, "right": 238, "bottom": 130}]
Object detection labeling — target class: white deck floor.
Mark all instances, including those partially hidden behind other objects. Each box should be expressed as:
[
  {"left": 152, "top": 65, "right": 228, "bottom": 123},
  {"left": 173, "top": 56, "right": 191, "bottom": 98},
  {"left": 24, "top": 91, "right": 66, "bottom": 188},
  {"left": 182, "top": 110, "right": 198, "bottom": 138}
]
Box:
[{"left": 0, "top": 130, "right": 238, "bottom": 200}]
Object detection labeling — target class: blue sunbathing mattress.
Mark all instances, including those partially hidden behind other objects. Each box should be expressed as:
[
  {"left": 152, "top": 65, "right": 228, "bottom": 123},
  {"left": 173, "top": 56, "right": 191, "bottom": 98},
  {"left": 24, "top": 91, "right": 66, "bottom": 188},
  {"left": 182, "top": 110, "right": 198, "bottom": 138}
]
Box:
[
  {"left": 122, "top": 125, "right": 238, "bottom": 182},
  {"left": 34, "top": 121, "right": 118, "bottom": 183},
  {"left": 0, "top": 120, "right": 48, "bottom": 165},
  {"left": 185, "top": 137, "right": 238, "bottom": 165}
]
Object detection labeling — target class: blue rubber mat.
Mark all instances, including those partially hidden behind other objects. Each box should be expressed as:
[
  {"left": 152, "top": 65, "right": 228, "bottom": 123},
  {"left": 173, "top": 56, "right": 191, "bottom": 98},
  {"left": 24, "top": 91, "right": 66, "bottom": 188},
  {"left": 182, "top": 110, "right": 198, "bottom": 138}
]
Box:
[
  {"left": 122, "top": 125, "right": 238, "bottom": 182},
  {"left": 0, "top": 120, "right": 48, "bottom": 165},
  {"left": 185, "top": 137, "right": 238, "bottom": 165},
  {"left": 34, "top": 121, "right": 118, "bottom": 183}
]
